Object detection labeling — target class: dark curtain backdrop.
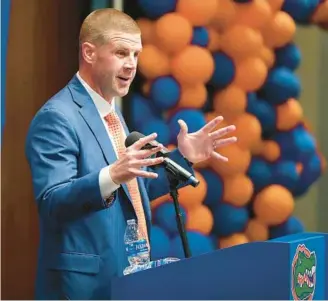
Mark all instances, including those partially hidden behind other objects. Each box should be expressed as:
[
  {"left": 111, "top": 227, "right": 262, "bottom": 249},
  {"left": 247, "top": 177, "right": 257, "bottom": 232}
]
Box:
[{"left": 1, "top": 0, "right": 89, "bottom": 299}]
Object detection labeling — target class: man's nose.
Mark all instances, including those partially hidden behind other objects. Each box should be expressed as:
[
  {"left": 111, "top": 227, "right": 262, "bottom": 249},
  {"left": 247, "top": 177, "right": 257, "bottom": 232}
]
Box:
[{"left": 124, "top": 56, "right": 137, "bottom": 70}]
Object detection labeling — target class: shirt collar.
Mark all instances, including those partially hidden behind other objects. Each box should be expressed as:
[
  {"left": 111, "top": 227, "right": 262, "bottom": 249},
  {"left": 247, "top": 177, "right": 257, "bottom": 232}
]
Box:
[{"left": 76, "top": 71, "right": 115, "bottom": 117}]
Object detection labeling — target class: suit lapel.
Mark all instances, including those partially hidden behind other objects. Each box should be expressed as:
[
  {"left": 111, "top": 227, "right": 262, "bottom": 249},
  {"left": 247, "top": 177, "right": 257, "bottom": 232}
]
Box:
[
  {"left": 67, "top": 75, "right": 133, "bottom": 201},
  {"left": 68, "top": 75, "right": 116, "bottom": 165}
]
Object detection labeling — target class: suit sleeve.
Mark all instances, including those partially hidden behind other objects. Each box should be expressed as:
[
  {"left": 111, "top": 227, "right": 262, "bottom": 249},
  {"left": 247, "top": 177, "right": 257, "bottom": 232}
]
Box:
[
  {"left": 25, "top": 108, "right": 111, "bottom": 223},
  {"left": 144, "top": 148, "right": 195, "bottom": 201}
]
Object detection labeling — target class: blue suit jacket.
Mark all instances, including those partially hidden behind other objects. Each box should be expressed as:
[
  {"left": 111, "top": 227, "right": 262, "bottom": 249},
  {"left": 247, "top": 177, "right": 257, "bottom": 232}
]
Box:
[{"left": 25, "top": 75, "right": 194, "bottom": 300}]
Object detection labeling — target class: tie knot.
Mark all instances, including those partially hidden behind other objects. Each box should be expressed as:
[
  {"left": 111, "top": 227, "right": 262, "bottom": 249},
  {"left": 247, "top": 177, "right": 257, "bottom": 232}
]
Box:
[{"left": 104, "top": 111, "right": 120, "bottom": 124}]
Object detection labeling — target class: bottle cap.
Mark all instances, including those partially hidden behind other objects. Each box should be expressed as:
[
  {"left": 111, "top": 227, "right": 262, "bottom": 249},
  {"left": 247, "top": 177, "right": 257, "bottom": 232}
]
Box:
[{"left": 127, "top": 219, "right": 136, "bottom": 225}]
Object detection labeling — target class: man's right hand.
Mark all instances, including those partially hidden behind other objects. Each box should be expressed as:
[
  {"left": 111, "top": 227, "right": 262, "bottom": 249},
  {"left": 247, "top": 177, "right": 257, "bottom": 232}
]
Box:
[{"left": 109, "top": 133, "right": 165, "bottom": 185}]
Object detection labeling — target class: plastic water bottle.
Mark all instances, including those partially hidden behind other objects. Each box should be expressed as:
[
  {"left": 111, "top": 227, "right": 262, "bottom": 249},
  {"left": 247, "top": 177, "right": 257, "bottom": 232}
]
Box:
[{"left": 123, "top": 219, "right": 150, "bottom": 275}]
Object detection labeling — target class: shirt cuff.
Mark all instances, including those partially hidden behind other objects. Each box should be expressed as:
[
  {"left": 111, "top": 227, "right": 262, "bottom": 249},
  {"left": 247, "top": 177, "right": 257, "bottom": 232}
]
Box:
[{"left": 99, "top": 165, "right": 120, "bottom": 200}]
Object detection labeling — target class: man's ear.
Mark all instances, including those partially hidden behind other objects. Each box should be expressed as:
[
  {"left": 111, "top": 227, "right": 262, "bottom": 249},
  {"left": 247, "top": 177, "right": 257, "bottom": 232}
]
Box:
[{"left": 81, "top": 42, "right": 96, "bottom": 64}]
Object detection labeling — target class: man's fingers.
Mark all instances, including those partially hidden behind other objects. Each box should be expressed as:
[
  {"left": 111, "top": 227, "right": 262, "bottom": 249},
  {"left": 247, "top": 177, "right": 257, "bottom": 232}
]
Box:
[
  {"left": 136, "top": 157, "right": 164, "bottom": 167},
  {"left": 131, "top": 132, "right": 158, "bottom": 150},
  {"left": 209, "top": 125, "right": 236, "bottom": 140},
  {"left": 134, "top": 145, "right": 163, "bottom": 159},
  {"left": 211, "top": 151, "right": 228, "bottom": 162},
  {"left": 201, "top": 116, "right": 224, "bottom": 134},
  {"left": 213, "top": 137, "right": 237, "bottom": 148},
  {"left": 128, "top": 168, "right": 159, "bottom": 179}
]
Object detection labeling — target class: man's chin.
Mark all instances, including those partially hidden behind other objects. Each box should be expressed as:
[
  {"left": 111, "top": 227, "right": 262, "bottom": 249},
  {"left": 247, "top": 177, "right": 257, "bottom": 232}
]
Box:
[{"left": 117, "top": 88, "right": 130, "bottom": 98}]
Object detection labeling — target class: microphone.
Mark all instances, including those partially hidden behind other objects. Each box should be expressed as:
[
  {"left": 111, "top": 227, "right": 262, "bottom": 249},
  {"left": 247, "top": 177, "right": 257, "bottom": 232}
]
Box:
[
  {"left": 125, "top": 131, "right": 199, "bottom": 187},
  {"left": 125, "top": 131, "right": 170, "bottom": 155}
]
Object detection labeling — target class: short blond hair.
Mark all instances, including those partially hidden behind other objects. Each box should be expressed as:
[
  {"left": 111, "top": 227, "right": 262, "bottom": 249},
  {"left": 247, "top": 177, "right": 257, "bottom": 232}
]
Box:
[{"left": 79, "top": 8, "right": 140, "bottom": 51}]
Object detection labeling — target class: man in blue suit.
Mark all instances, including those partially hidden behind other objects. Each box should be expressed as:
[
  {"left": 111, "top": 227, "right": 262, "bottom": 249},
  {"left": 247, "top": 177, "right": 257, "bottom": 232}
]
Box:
[{"left": 25, "top": 8, "right": 237, "bottom": 300}]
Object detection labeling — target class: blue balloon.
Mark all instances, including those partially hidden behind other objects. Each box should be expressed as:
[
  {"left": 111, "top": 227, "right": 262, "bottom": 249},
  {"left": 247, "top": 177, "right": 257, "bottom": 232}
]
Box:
[
  {"left": 293, "top": 153, "right": 322, "bottom": 197},
  {"left": 137, "top": 0, "right": 177, "bottom": 19},
  {"left": 282, "top": 0, "right": 321, "bottom": 24},
  {"left": 247, "top": 157, "right": 273, "bottom": 192},
  {"left": 246, "top": 95, "right": 276, "bottom": 135},
  {"left": 274, "top": 127, "right": 316, "bottom": 163},
  {"left": 150, "top": 226, "right": 171, "bottom": 260},
  {"left": 212, "top": 203, "right": 249, "bottom": 236},
  {"left": 209, "top": 52, "right": 235, "bottom": 88},
  {"left": 270, "top": 216, "right": 305, "bottom": 239},
  {"left": 154, "top": 202, "right": 187, "bottom": 236},
  {"left": 150, "top": 76, "right": 180, "bottom": 110},
  {"left": 273, "top": 130, "right": 296, "bottom": 160},
  {"left": 168, "top": 109, "right": 206, "bottom": 143},
  {"left": 292, "top": 126, "right": 316, "bottom": 162},
  {"left": 260, "top": 67, "right": 301, "bottom": 105},
  {"left": 191, "top": 27, "right": 209, "bottom": 47},
  {"left": 129, "top": 93, "right": 162, "bottom": 131},
  {"left": 272, "top": 161, "right": 299, "bottom": 190},
  {"left": 199, "top": 168, "right": 224, "bottom": 208},
  {"left": 139, "top": 118, "right": 171, "bottom": 145},
  {"left": 171, "top": 231, "right": 215, "bottom": 258},
  {"left": 275, "top": 43, "right": 301, "bottom": 71}
]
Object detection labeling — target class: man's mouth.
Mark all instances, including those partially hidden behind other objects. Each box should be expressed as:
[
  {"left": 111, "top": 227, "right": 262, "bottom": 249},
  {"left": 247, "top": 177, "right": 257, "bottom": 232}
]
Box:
[{"left": 117, "top": 76, "right": 130, "bottom": 82}]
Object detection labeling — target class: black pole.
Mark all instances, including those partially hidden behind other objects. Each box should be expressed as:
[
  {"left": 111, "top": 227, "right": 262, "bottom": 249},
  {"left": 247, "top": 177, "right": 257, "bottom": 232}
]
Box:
[{"left": 166, "top": 172, "right": 192, "bottom": 259}]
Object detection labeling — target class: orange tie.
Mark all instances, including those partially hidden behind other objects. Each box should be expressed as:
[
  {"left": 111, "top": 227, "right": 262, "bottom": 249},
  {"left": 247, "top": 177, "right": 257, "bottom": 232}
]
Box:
[{"left": 104, "top": 111, "right": 149, "bottom": 246}]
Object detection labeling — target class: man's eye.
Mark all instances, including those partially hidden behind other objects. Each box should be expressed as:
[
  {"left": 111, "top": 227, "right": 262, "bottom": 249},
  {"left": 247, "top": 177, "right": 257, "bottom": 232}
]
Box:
[{"left": 117, "top": 51, "right": 126, "bottom": 57}]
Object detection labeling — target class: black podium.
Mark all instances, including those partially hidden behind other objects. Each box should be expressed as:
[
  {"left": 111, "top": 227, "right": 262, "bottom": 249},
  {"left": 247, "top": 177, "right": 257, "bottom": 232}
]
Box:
[{"left": 111, "top": 232, "right": 327, "bottom": 300}]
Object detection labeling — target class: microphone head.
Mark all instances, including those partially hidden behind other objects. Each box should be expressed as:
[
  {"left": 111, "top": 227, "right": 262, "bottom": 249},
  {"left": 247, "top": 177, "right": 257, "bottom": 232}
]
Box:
[
  {"left": 125, "top": 131, "right": 145, "bottom": 148},
  {"left": 125, "top": 131, "right": 170, "bottom": 153}
]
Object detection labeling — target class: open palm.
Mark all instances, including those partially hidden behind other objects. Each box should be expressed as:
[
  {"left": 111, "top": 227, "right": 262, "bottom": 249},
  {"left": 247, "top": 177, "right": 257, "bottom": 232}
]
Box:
[{"left": 177, "top": 116, "right": 237, "bottom": 164}]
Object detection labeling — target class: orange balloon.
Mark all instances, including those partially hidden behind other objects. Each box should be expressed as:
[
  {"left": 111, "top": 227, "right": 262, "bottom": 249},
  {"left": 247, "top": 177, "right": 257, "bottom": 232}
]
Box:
[
  {"left": 151, "top": 194, "right": 171, "bottom": 210},
  {"left": 155, "top": 13, "right": 193, "bottom": 54},
  {"left": 223, "top": 174, "right": 254, "bottom": 206},
  {"left": 245, "top": 218, "right": 269, "bottom": 241},
  {"left": 178, "top": 83, "right": 207, "bottom": 109},
  {"left": 176, "top": 0, "right": 218, "bottom": 26},
  {"left": 219, "top": 233, "right": 249, "bottom": 249},
  {"left": 138, "top": 45, "right": 170, "bottom": 79},
  {"left": 213, "top": 85, "right": 247, "bottom": 119},
  {"left": 210, "top": 0, "right": 237, "bottom": 33},
  {"left": 253, "top": 185, "right": 295, "bottom": 226},
  {"left": 220, "top": 25, "right": 263, "bottom": 60},
  {"left": 259, "top": 46, "right": 275, "bottom": 68},
  {"left": 137, "top": 18, "right": 155, "bottom": 44},
  {"left": 211, "top": 144, "right": 251, "bottom": 177},
  {"left": 232, "top": 113, "right": 262, "bottom": 149},
  {"left": 207, "top": 27, "right": 221, "bottom": 52},
  {"left": 193, "top": 160, "right": 210, "bottom": 169},
  {"left": 266, "top": 0, "right": 284, "bottom": 12},
  {"left": 276, "top": 98, "right": 304, "bottom": 131},
  {"left": 186, "top": 205, "right": 214, "bottom": 235},
  {"left": 178, "top": 171, "right": 207, "bottom": 209},
  {"left": 250, "top": 139, "right": 265, "bottom": 155},
  {"left": 141, "top": 80, "right": 152, "bottom": 96},
  {"left": 171, "top": 46, "right": 215, "bottom": 85},
  {"left": 312, "top": 0, "right": 328, "bottom": 24},
  {"left": 234, "top": 57, "right": 268, "bottom": 92},
  {"left": 261, "top": 140, "right": 281, "bottom": 162},
  {"left": 234, "top": 0, "right": 272, "bottom": 30},
  {"left": 262, "top": 11, "right": 296, "bottom": 48}
]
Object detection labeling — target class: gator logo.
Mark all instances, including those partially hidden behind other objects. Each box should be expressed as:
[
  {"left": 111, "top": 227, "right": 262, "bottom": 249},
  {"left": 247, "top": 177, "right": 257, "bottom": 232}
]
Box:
[{"left": 291, "top": 244, "right": 316, "bottom": 300}]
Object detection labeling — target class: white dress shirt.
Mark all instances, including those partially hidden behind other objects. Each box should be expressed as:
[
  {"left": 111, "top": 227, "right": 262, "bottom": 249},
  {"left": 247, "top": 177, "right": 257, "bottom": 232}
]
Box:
[{"left": 76, "top": 72, "right": 120, "bottom": 199}]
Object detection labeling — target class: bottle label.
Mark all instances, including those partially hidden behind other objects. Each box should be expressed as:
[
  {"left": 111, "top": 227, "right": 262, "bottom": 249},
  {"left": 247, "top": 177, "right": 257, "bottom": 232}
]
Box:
[{"left": 126, "top": 239, "right": 148, "bottom": 257}]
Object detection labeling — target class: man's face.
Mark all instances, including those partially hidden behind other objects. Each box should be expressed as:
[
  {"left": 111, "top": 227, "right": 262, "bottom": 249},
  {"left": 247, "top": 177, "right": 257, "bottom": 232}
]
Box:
[{"left": 89, "top": 31, "right": 142, "bottom": 98}]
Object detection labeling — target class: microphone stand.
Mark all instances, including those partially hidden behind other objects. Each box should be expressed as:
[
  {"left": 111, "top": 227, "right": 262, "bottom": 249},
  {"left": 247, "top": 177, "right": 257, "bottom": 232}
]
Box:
[{"left": 164, "top": 168, "right": 192, "bottom": 259}]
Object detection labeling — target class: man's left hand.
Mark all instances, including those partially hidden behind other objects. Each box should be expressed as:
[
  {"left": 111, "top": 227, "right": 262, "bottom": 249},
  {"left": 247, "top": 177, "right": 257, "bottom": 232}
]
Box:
[{"left": 177, "top": 116, "right": 237, "bottom": 164}]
